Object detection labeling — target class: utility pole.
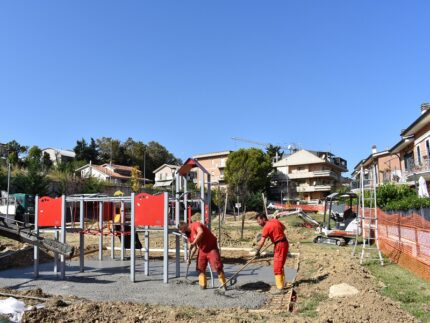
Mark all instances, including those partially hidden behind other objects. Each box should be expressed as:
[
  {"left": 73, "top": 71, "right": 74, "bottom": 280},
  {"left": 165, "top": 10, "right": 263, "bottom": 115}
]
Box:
[
  {"left": 143, "top": 150, "right": 146, "bottom": 186},
  {"left": 5, "top": 160, "right": 10, "bottom": 221}
]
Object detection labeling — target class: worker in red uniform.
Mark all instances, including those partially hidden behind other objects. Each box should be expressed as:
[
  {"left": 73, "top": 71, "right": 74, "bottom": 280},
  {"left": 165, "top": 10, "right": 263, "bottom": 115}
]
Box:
[
  {"left": 179, "top": 221, "right": 226, "bottom": 290},
  {"left": 254, "top": 213, "right": 289, "bottom": 292}
]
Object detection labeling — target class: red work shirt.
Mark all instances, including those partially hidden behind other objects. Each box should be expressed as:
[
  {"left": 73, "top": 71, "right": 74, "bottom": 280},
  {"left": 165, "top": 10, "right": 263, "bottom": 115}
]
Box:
[
  {"left": 262, "top": 219, "right": 286, "bottom": 244},
  {"left": 189, "top": 222, "right": 218, "bottom": 253}
]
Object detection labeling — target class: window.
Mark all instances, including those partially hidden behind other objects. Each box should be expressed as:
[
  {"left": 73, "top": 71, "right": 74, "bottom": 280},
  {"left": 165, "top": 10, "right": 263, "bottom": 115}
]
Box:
[
  {"left": 426, "top": 140, "right": 430, "bottom": 160},
  {"left": 417, "top": 146, "right": 422, "bottom": 165},
  {"left": 404, "top": 152, "right": 414, "bottom": 171}
]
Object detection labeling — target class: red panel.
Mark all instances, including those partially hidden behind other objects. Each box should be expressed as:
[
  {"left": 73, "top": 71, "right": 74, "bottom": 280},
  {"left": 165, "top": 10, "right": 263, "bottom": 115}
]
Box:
[
  {"left": 134, "top": 193, "right": 165, "bottom": 226},
  {"left": 103, "top": 202, "right": 114, "bottom": 221},
  {"left": 38, "top": 196, "right": 62, "bottom": 227}
]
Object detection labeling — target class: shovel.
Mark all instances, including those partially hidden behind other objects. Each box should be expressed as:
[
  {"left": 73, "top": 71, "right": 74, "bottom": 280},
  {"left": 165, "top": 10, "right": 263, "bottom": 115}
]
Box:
[{"left": 217, "top": 242, "right": 274, "bottom": 291}]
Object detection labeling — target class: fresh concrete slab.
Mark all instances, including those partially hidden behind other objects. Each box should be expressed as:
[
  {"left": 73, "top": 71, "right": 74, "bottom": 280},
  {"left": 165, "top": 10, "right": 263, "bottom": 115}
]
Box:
[{"left": 0, "top": 258, "right": 297, "bottom": 309}]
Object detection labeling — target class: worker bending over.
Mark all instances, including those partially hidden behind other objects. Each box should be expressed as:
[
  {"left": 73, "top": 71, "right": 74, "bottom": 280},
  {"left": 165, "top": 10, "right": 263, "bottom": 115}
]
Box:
[
  {"left": 179, "top": 221, "right": 226, "bottom": 289},
  {"left": 254, "top": 213, "right": 289, "bottom": 293}
]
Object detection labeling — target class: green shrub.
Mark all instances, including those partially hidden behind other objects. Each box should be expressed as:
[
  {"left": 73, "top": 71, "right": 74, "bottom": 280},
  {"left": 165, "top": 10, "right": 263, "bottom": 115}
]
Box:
[
  {"left": 384, "top": 195, "right": 430, "bottom": 211},
  {"left": 376, "top": 183, "right": 415, "bottom": 209}
]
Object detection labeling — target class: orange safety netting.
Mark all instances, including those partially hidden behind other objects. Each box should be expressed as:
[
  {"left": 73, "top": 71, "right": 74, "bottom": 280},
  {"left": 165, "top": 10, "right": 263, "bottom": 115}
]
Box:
[{"left": 377, "top": 208, "right": 430, "bottom": 281}]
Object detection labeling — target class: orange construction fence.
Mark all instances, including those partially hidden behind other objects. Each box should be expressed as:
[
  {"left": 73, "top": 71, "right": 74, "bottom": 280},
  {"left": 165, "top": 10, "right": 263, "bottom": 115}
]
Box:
[
  {"left": 274, "top": 203, "right": 325, "bottom": 213},
  {"left": 377, "top": 208, "right": 430, "bottom": 281}
]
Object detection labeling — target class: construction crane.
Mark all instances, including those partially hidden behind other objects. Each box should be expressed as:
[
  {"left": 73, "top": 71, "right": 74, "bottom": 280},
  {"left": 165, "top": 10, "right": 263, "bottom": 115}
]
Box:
[{"left": 231, "top": 137, "right": 298, "bottom": 156}]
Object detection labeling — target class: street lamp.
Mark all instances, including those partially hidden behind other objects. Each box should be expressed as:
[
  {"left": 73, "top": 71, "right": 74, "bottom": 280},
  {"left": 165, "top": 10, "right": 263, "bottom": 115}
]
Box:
[{"left": 1, "top": 157, "right": 11, "bottom": 220}]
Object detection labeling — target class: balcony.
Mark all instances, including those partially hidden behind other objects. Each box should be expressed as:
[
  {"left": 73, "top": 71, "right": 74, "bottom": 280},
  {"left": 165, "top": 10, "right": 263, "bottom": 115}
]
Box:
[
  {"left": 288, "top": 170, "right": 339, "bottom": 180},
  {"left": 404, "top": 159, "right": 430, "bottom": 182},
  {"left": 296, "top": 185, "right": 332, "bottom": 193}
]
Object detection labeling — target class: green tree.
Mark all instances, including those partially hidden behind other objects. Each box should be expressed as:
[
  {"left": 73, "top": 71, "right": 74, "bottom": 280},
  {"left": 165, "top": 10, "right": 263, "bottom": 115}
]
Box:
[
  {"left": 130, "top": 166, "right": 141, "bottom": 193},
  {"left": 42, "top": 152, "right": 53, "bottom": 170},
  {"left": 225, "top": 148, "right": 272, "bottom": 195},
  {"left": 145, "top": 141, "right": 180, "bottom": 180},
  {"left": 96, "top": 137, "right": 121, "bottom": 164},
  {"left": 74, "top": 138, "right": 89, "bottom": 161},
  {"left": 5, "top": 140, "right": 28, "bottom": 166},
  {"left": 27, "top": 145, "right": 42, "bottom": 165},
  {"left": 266, "top": 144, "right": 284, "bottom": 162},
  {"left": 74, "top": 138, "right": 99, "bottom": 162}
]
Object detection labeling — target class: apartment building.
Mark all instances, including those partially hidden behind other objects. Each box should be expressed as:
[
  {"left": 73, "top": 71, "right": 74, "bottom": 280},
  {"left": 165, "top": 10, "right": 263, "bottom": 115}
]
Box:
[
  {"left": 272, "top": 149, "right": 348, "bottom": 203},
  {"left": 390, "top": 103, "right": 430, "bottom": 183},
  {"left": 193, "top": 151, "right": 231, "bottom": 189},
  {"left": 352, "top": 146, "right": 401, "bottom": 185},
  {"left": 353, "top": 103, "right": 430, "bottom": 187}
]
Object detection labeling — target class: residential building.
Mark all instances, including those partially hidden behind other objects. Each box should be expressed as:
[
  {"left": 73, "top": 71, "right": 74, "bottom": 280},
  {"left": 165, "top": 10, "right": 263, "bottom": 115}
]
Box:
[
  {"left": 153, "top": 164, "right": 180, "bottom": 189},
  {"left": 42, "top": 148, "right": 75, "bottom": 165},
  {"left": 75, "top": 163, "right": 151, "bottom": 185},
  {"left": 352, "top": 103, "right": 430, "bottom": 187},
  {"left": 193, "top": 151, "right": 231, "bottom": 189},
  {"left": 272, "top": 149, "right": 348, "bottom": 203},
  {"left": 0, "top": 143, "right": 7, "bottom": 158},
  {"left": 389, "top": 103, "right": 430, "bottom": 183},
  {"left": 352, "top": 145, "right": 401, "bottom": 186}
]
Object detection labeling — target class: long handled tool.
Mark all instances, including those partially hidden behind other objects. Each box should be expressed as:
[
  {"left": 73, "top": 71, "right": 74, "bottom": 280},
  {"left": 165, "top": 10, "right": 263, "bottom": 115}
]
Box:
[
  {"left": 218, "top": 242, "right": 274, "bottom": 290},
  {"left": 185, "top": 246, "right": 198, "bottom": 281}
]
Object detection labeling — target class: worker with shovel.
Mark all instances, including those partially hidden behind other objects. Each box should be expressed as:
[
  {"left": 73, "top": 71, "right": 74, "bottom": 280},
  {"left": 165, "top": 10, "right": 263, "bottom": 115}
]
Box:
[
  {"left": 254, "top": 213, "right": 289, "bottom": 293},
  {"left": 179, "top": 221, "right": 227, "bottom": 290}
]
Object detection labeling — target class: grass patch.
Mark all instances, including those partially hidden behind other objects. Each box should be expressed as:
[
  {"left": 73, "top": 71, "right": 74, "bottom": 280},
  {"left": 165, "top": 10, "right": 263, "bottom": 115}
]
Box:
[
  {"left": 366, "top": 261, "right": 430, "bottom": 322},
  {"left": 299, "top": 292, "right": 327, "bottom": 317}
]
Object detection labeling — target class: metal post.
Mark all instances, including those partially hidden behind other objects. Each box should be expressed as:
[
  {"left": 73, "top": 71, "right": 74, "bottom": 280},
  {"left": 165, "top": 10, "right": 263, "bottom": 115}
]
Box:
[
  {"left": 200, "top": 169, "right": 205, "bottom": 224},
  {"left": 60, "top": 195, "right": 66, "bottom": 279},
  {"left": 143, "top": 151, "right": 146, "bottom": 186},
  {"left": 144, "top": 226, "right": 149, "bottom": 276},
  {"left": 183, "top": 177, "right": 188, "bottom": 261},
  {"left": 98, "top": 201, "right": 103, "bottom": 261},
  {"left": 79, "top": 198, "right": 84, "bottom": 272},
  {"left": 120, "top": 201, "right": 125, "bottom": 260},
  {"left": 163, "top": 192, "right": 169, "bottom": 283},
  {"left": 207, "top": 174, "right": 211, "bottom": 229},
  {"left": 174, "top": 175, "right": 180, "bottom": 277},
  {"left": 33, "top": 196, "right": 39, "bottom": 278},
  {"left": 111, "top": 202, "right": 115, "bottom": 259},
  {"left": 54, "top": 229, "right": 59, "bottom": 274},
  {"left": 130, "top": 193, "right": 135, "bottom": 282}
]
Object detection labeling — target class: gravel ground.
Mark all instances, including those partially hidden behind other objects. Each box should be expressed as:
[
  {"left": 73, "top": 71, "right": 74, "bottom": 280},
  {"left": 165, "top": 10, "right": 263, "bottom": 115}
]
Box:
[{"left": 0, "top": 258, "right": 296, "bottom": 309}]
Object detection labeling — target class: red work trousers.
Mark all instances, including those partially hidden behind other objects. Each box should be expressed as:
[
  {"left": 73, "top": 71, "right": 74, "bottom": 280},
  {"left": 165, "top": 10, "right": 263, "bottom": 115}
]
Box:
[
  {"left": 273, "top": 240, "right": 289, "bottom": 275},
  {"left": 197, "top": 248, "right": 223, "bottom": 273}
]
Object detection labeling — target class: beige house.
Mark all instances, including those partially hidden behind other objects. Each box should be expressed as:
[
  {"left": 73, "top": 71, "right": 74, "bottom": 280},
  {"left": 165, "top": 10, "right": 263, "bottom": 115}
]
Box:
[
  {"left": 42, "top": 148, "right": 75, "bottom": 165},
  {"left": 153, "top": 164, "right": 180, "bottom": 188},
  {"left": 75, "top": 163, "right": 150, "bottom": 185},
  {"left": 193, "top": 151, "right": 231, "bottom": 189},
  {"left": 273, "top": 149, "right": 348, "bottom": 203}
]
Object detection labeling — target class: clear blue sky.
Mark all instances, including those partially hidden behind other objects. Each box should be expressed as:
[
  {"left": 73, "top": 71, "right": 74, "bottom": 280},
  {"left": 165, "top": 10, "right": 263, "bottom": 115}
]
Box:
[{"left": 1, "top": 1, "right": 429, "bottom": 173}]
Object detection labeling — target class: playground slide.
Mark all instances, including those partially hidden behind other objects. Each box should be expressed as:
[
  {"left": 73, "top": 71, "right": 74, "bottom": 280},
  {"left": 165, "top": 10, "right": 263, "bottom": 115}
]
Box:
[{"left": 0, "top": 217, "right": 74, "bottom": 257}]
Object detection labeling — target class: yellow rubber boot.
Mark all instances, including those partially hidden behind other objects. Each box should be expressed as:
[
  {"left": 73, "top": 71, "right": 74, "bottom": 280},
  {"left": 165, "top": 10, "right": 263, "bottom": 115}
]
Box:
[
  {"left": 198, "top": 273, "right": 207, "bottom": 289},
  {"left": 275, "top": 274, "right": 284, "bottom": 290},
  {"left": 280, "top": 274, "right": 285, "bottom": 289},
  {"left": 218, "top": 271, "right": 227, "bottom": 290}
]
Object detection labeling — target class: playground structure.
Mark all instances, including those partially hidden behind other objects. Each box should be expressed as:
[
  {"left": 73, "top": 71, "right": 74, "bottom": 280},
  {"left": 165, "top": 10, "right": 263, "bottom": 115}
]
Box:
[{"left": 32, "top": 158, "right": 212, "bottom": 284}]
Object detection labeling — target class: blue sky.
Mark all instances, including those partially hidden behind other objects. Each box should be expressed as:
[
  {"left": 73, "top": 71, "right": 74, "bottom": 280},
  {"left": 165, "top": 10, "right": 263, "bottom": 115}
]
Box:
[{"left": 1, "top": 1, "right": 429, "bottom": 173}]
